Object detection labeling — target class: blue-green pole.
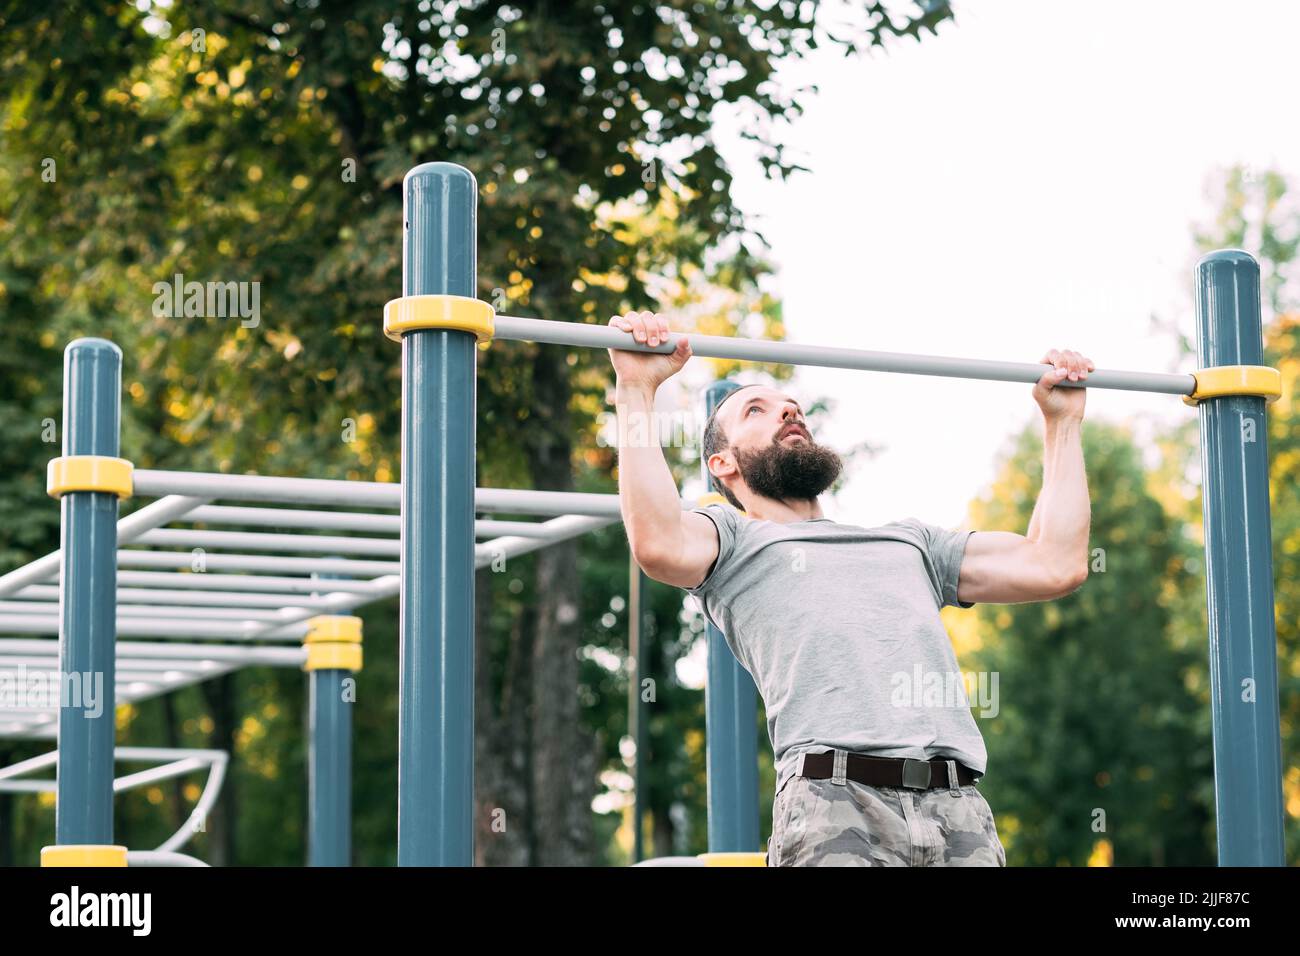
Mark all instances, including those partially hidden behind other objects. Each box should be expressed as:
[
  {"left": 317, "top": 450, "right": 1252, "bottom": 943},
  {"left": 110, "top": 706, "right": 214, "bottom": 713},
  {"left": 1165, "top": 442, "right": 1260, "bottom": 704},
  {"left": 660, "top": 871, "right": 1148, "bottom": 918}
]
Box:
[
  {"left": 628, "top": 554, "right": 648, "bottom": 862},
  {"left": 397, "top": 163, "right": 478, "bottom": 866},
  {"left": 702, "top": 381, "right": 761, "bottom": 852},
  {"left": 309, "top": 666, "right": 352, "bottom": 866},
  {"left": 56, "top": 338, "right": 122, "bottom": 845},
  {"left": 307, "top": 576, "right": 353, "bottom": 868},
  {"left": 1194, "top": 250, "right": 1285, "bottom": 865}
]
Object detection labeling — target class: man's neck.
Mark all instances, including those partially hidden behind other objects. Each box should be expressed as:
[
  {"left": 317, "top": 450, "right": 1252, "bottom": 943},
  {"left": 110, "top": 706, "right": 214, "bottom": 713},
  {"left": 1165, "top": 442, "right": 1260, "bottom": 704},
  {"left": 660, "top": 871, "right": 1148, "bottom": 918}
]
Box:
[{"left": 742, "top": 497, "right": 824, "bottom": 524}]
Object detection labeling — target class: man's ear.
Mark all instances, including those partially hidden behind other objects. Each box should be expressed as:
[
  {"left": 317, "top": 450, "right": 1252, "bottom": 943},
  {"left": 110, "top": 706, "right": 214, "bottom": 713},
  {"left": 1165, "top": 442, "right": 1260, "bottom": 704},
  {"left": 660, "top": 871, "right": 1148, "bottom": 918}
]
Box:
[{"left": 707, "top": 450, "right": 737, "bottom": 483}]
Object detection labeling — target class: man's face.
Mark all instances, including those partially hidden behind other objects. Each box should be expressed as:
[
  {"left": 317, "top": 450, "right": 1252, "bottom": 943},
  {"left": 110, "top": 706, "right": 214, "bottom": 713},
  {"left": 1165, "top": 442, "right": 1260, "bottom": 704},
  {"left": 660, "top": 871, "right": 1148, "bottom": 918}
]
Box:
[{"left": 713, "top": 385, "right": 842, "bottom": 505}]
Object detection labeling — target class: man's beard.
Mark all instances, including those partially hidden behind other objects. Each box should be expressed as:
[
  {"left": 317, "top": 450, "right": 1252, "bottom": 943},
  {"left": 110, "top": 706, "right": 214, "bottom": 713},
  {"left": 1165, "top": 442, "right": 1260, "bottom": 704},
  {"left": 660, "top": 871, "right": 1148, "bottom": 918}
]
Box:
[{"left": 733, "top": 434, "right": 842, "bottom": 503}]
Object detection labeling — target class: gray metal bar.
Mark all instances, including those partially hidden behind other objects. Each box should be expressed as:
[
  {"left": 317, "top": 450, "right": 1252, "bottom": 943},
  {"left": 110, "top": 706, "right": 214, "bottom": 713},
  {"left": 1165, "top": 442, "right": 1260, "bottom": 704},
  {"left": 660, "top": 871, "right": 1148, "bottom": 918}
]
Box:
[
  {"left": 0, "top": 615, "right": 310, "bottom": 641},
  {"left": 1, "top": 655, "right": 217, "bottom": 673},
  {"left": 0, "top": 780, "right": 53, "bottom": 793},
  {"left": 186, "top": 504, "right": 400, "bottom": 533},
  {"left": 1193, "top": 250, "right": 1285, "bottom": 866},
  {"left": 0, "top": 639, "right": 306, "bottom": 667},
  {"left": 135, "top": 528, "right": 401, "bottom": 557},
  {"left": 131, "top": 469, "right": 634, "bottom": 518},
  {"left": 0, "top": 749, "right": 58, "bottom": 781},
  {"left": 112, "top": 571, "right": 394, "bottom": 595},
  {"left": 133, "top": 469, "right": 400, "bottom": 507},
  {"left": 114, "top": 756, "right": 213, "bottom": 791},
  {"left": 0, "top": 494, "right": 206, "bottom": 598},
  {"left": 116, "top": 551, "right": 401, "bottom": 576},
  {"left": 494, "top": 314, "right": 1198, "bottom": 395},
  {"left": 474, "top": 488, "right": 626, "bottom": 518},
  {"left": 111, "top": 641, "right": 307, "bottom": 665},
  {"left": 186, "top": 505, "right": 553, "bottom": 540},
  {"left": 177, "top": 516, "right": 614, "bottom": 647},
  {"left": 13, "top": 585, "right": 345, "bottom": 610},
  {"left": 473, "top": 516, "right": 617, "bottom": 570},
  {"left": 0, "top": 601, "right": 295, "bottom": 623},
  {"left": 473, "top": 519, "right": 569, "bottom": 539},
  {"left": 120, "top": 517, "right": 619, "bottom": 651},
  {"left": 127, "top": 851, "right": 209, "bottom": 867}
]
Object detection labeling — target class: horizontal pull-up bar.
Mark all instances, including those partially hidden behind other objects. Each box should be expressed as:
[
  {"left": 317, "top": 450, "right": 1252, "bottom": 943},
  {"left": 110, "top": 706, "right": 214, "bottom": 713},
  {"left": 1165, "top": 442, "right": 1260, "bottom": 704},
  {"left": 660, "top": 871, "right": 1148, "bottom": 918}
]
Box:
[
  {"left": 130, "top": 469, "right": 644, "bottom": 516},
  {"left": 493, "top": 314, "right": 1197, "bottom": 396}
]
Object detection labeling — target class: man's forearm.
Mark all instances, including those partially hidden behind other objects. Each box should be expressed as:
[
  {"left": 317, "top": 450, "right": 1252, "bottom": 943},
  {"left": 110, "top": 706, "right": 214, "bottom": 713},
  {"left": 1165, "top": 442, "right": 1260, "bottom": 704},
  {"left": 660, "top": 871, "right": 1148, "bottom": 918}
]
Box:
[
  {"left": 1026, "top": 418, "right": 1090, "bottom": 576},
  {"left": 614, "top": 383, "right": 685, "bottom": 562}
]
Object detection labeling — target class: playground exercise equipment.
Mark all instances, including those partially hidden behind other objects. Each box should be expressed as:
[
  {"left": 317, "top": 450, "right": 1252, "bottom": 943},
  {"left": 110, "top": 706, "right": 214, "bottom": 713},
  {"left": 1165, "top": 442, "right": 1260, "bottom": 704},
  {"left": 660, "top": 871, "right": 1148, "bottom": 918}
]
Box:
[
  {"left": 0, "top": 338, "right": 632, "bottom": 863},
  {"left": 0, "top": 746, "right": 228, "bottom": 858},
  {"left": 383, "top": 161, "right": 1283, "bottom": 867},
  {"left": 1, "top": 158, "right": 1286, "bottom": 867}
]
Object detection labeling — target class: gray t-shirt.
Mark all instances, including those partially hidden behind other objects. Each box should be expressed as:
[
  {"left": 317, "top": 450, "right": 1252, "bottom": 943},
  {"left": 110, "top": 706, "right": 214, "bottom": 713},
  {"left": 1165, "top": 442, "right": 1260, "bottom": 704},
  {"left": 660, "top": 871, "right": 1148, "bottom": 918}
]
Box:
[{"left": 685, "top": 503, "right": 988, "bottom": 795}]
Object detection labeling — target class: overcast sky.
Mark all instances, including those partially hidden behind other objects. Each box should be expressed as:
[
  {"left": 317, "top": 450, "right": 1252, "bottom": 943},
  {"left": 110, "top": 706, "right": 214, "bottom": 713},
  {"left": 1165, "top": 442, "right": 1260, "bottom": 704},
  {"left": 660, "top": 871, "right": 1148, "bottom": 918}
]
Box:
[{"left": 690, "top": 0, "right": 1300, "bottom": 528}]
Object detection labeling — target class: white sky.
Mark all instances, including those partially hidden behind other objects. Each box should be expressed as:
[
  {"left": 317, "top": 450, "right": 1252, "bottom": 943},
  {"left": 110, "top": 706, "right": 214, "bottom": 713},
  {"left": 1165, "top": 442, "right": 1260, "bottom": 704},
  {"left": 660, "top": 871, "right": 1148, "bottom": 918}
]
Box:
[{"left": 697, "top": 0, "right": 1300, "bottom": 528}]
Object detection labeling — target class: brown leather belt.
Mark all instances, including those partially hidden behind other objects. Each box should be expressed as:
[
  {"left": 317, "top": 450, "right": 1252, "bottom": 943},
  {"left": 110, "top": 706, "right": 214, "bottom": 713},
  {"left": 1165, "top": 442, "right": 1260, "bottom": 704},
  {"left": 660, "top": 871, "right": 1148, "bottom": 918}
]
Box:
[{"left": 798, "top": 751, "right": 982, "bottom": 790}]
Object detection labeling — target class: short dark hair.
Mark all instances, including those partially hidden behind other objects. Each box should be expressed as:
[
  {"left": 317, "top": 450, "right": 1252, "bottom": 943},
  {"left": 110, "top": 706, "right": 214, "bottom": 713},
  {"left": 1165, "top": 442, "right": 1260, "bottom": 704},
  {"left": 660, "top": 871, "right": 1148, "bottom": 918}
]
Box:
[{"left": 700, "top": 384, "right": 761, "bottom": 511}]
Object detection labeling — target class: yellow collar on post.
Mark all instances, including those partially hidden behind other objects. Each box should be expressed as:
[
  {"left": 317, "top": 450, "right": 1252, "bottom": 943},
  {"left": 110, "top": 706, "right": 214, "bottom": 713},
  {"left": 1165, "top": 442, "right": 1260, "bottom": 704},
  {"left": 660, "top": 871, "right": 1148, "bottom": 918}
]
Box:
[
  {"left": 46, "top": 455, "right": 134, "bottom": 499},
  {"left": 382, "top": 295, "right": 495, "bottom": 343},
  {"left": 1183, "top": 365, "right": 1282, "bottom": 407},
  {"left": 303, "top": 615, "right": 364, "bottom": 673}
]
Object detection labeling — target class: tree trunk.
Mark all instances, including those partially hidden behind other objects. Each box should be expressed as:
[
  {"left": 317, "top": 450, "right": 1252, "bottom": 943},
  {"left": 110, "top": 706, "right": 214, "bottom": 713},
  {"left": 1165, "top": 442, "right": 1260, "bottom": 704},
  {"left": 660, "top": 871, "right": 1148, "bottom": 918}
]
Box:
[
  {"left": 530, "top": 538, "right": 596, "bottom": 865},
  {"left": 524, "top": 335, "right": 596, "bottom": 865},
  {"left": 475, "top": 566, "right": 534, "bottom": 866}
]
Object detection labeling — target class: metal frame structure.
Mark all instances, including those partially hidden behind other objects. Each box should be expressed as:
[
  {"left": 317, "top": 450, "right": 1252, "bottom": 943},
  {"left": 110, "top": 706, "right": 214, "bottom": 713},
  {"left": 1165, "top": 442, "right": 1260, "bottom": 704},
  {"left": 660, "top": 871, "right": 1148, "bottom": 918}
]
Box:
[
  {"left": 3, "top": 156, "right": 1285, "bottom": 869},
  {"left": 0, "top": 746, "right": 228, "bottom": 854},
  {"left": 387, "top": 161, "right": 1284, "bottom": 868},
  {"left": 1, "top": 361, "right": 627, "bottom": 866}
]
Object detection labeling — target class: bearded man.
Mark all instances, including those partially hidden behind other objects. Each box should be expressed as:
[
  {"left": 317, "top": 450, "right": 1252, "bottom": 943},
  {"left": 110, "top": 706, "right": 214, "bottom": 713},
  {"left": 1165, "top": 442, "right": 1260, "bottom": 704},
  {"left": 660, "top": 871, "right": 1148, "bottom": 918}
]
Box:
[{"left": 607, "top": 310, "right": 1093, "bottom": 867}]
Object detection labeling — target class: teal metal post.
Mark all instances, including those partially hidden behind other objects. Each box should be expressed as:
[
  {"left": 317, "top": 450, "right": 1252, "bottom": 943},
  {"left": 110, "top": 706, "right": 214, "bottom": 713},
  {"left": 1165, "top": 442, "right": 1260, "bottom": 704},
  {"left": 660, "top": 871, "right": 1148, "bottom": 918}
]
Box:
[
  {"left": 702, "top": 381, "right": 761, "bottom": 851},
  {"left": 309, "top": 665, "right": 351, "bottom": 866},
  {"left": 628, "top": 553, "right": 648, "bottom": 862},
  {"left": 56, "top": 339, "right": 122, "bottom": 845},
  {"left": 397, "top": 163, "right": 478, "bottom": 866},
  {"left": 1194, "top": 250, "right": 1285, "bottom": 865},
  {"left": 307, "top": 577, "right": 354, "bottom": 868}
]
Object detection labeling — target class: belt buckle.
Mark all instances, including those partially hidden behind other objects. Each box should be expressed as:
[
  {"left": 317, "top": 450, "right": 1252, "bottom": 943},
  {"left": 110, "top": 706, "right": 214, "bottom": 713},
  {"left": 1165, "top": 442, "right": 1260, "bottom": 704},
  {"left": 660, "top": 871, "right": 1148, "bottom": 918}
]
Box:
[{"left": 902, "top": 758, "right": 932, "bottom": 790}]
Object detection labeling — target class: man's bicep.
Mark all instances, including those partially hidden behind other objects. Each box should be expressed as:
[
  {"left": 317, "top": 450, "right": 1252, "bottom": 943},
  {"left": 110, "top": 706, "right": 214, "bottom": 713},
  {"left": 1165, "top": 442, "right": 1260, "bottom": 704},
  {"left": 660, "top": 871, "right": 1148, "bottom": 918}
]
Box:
[
  {"left": 956, "top": 530, "right": 1030, "bottom": 603},
  {"left": 957, "top": 530, "right": 1079, "bottom": 604}
]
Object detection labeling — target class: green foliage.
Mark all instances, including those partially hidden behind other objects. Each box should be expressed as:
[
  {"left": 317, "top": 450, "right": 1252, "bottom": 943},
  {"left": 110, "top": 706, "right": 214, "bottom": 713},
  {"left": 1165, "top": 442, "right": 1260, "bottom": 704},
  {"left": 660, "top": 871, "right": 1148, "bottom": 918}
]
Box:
[{"left": 968, "top": 423, "right": 1211, "bottom": 865}]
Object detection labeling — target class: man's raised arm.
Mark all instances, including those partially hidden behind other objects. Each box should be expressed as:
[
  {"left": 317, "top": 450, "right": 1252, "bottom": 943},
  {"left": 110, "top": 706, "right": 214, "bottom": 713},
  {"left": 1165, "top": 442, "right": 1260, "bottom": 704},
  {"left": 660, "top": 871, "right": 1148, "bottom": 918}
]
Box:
[
  {"left": 608, "top": 311, "right": 722, "bottom": 589},
  {"left": 957, "top": 348, "right": 1094, "bottom": 604}
]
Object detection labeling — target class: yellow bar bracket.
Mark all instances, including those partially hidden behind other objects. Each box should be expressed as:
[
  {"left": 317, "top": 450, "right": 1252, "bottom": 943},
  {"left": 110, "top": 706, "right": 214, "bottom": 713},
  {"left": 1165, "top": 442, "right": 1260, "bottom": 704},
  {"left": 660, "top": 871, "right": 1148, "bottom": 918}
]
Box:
[
  {"left": 303, "top": 615, "right": 363, "bottom": 672},
  {"left": 383, "top": 294, "right": 495, "bottom": 344},
  {"left": 698, "top": 852, "right": 767, "bottom": 867},
  {"left": 1182, "top": 365, "right": 1282, "bottom": 407},
  {"left": 46, "top": 455, "right": 134, "bottom": 500},
  {"left": 41, "top": 844, "right": 129, "bottom": 867}
]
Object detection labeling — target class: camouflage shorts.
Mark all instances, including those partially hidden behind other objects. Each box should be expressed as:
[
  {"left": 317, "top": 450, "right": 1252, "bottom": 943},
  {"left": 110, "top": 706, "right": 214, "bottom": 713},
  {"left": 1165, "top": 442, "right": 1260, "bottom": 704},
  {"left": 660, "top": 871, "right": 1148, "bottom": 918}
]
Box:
[{"left": 766, "top": 756, "right": 1006, "bottom": 867}]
